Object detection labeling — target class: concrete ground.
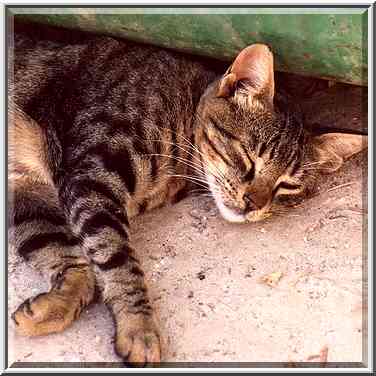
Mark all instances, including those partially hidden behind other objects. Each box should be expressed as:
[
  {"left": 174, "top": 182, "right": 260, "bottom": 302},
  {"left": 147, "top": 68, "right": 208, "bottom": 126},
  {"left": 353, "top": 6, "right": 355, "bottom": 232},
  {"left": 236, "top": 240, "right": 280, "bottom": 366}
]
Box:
[{"left": 7, "top": 79, "right": 368, "bottom": 368}]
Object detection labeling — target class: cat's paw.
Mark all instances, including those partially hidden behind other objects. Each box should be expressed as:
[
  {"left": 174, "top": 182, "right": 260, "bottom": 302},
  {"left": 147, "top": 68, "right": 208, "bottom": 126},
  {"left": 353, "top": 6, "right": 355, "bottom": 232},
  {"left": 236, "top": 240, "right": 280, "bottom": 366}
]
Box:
[
  {"left": 11, "top": 291, "right": 74, "bottom": 336},
  {"left": 11, "top": 265, "right": 95, "bottom": 336},
  {"left": 114, "top": 319, "right": 161, "bottom": 366}
]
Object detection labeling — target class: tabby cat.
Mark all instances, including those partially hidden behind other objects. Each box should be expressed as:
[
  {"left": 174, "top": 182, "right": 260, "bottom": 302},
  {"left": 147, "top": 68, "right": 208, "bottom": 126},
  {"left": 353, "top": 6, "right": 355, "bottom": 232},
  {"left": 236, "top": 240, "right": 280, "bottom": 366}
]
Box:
[{"left": 9, "top": 22, "right": 366, "bottom": 366}]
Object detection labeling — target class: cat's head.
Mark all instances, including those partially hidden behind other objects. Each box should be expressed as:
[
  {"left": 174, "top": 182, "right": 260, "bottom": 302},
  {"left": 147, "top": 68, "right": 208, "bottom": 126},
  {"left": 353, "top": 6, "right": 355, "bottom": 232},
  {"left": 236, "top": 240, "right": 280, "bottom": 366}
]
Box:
[{"left": 195, "top": 44, "right": 367, "bottom": 223}]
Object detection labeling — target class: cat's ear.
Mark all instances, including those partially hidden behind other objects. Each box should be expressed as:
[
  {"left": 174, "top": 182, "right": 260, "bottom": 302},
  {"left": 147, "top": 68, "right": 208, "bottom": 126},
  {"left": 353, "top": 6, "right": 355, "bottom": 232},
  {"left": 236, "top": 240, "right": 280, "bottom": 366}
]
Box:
[
  {"left": 312, "top": 132, "right": 367, "bottom": 173},
  {"left": 217, "top": 44, "right": 275, "bottom": 106}
]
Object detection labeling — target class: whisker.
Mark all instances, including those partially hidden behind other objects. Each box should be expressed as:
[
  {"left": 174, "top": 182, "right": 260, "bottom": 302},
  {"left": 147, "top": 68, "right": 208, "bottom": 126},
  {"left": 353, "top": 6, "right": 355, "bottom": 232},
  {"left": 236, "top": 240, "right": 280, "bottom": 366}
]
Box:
[
  {"left": 272, "top": 211, "right": 302, "bottom": 218},
  {"left": 158, "top": 124, "right": 227, "bottom": 184},
  {"left": 146, "top": 137, "right": 228, "bottom": 187},
  {"left": 190, "top": 193, "right": 214, "bottom": 199},
  {"left": 189, "top": 188, "right": 210, "bottom": 194},
  {"left": 169, "top": 174, "right": 209, "bottom": 190},
  {"left": 325, "top": 181, "right": 357, "bottom": 193},
  {"left": 135, "top": 128, "right": 233, "bottom": 200},
  {"left": 147, "top": 145, "right": 202, "bottom": 172},
  {"left": 147, "top": 138, "right": 203, "bottom": 167},
  {"left": 301, "top": 161, "right": 324, "bottom": 168},
  {"left": 163, "top": 124, "right": 204, "bottom": 157},
  {"left": 206, "top": 160, "right": 228, "bottom": 184},
  {"left": 170, "top": 174, "right": 209, "bottom": 185},
  {"left": 303, "top": 167, "right": 332, "bottom": 172},
  {"left": 148, "top": 153, "right": 205, "bottom": 177},
  {"left": 157, "top": 127, "right": 209, "bottom": 169}
]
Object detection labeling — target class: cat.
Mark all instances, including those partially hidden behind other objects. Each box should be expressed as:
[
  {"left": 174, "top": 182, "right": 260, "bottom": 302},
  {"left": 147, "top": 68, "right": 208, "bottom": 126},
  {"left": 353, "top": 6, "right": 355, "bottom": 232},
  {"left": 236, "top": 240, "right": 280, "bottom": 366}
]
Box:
[{"left": 8, "top": 21, "right": 366, "bottom": 366}]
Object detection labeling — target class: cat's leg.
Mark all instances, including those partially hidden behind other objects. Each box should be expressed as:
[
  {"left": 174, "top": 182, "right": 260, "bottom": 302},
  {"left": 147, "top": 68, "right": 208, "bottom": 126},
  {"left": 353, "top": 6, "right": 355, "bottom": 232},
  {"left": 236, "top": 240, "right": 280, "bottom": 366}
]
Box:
[
  {"left": 9, "top": 178, "right": 96, "bottom": 336},
  {"left": 9, "top": 108, "right": 95, "bottom": 336},
  {"left": 60, "top": 169, "right": 161, "bottom": 365}
]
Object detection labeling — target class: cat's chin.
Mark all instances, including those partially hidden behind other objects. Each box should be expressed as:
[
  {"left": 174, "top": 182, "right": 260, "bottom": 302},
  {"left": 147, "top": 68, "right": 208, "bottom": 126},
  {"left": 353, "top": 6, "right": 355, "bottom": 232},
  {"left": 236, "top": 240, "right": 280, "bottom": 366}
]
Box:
[
  {"left": 216, "top": 199, "right": 272, "bottom": 224},
  {"left": 216, "top": 201, "right": 271, "bottom": 224},
  {"left": 217, "top": 201, "right": 247, "bottom": 223}
]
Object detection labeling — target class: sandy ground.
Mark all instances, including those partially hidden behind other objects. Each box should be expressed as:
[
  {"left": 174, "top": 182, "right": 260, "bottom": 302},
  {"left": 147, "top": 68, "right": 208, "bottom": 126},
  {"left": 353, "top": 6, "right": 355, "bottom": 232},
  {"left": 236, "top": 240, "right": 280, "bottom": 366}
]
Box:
[{"left": 8, "top": 149, "right": 367, "bottom": 367}]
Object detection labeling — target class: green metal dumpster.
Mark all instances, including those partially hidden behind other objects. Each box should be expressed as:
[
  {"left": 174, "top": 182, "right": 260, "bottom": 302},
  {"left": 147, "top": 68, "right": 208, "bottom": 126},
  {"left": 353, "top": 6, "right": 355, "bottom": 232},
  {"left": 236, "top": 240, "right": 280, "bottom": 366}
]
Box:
[{"left": 11, "top": 7, "right": 368, "bottom": 86}]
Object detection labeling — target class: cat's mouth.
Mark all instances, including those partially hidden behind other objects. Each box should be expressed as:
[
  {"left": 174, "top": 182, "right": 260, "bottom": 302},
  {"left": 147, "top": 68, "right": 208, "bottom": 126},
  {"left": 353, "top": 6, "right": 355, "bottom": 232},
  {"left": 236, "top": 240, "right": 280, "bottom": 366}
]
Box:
[
  {"left": 215, "top": 200, "right": 271, "bottom": 224},
  {"left": 213, "top": 198, "right": 247, "bottom": 223},
  {"left": 206, "top": 174, "right": 271, "bottom": 223}
]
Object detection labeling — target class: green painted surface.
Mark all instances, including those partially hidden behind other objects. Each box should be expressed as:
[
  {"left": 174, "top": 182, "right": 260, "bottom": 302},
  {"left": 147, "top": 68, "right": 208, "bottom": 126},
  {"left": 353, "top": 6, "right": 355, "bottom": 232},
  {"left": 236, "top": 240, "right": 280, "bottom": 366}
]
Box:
[{"left": 16, "top": 11, "right": 368, "bottom": 85}]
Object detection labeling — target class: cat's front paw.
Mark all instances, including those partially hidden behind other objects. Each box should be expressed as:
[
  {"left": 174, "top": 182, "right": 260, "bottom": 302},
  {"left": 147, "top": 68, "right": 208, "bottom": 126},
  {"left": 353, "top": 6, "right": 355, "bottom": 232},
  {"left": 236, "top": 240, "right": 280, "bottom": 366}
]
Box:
[
  {"left": 11, "top": 264, "right": 95, "bottom": 336},
  {"left": 12, "top": 292, "right": 74, "bottom": 336},
  {"left": 114, "top": 316, "right": 161, "bottom": 367}
]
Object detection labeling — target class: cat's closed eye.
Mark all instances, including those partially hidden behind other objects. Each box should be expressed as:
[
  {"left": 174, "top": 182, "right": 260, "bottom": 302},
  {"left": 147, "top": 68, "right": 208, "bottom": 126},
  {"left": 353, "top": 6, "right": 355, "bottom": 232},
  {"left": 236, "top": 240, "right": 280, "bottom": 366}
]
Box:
[{"left": 274, "top": 181, "right": 302, "bottom": 196}]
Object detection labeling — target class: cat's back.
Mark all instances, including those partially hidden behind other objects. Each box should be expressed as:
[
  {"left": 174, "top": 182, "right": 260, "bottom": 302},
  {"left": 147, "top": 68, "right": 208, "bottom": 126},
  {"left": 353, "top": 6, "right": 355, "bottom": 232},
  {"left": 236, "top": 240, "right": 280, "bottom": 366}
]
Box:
[
  {"left": 12, "top": 21, "right": 219, "bottom": 127},
  {"left": 12, "top": 22, "right": 167, "bottom": 108},
  {"left": 12, "top": 23, "right": 217, "bottom": 114}
]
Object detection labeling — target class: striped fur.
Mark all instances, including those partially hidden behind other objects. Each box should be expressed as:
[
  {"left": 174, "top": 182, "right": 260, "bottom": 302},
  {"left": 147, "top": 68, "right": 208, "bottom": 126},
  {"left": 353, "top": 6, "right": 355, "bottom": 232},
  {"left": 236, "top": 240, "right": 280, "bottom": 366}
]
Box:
[
  {"left": 9, "top": 106, "right": 96, "bottom": 337},
  {"left": 9, "top": 22, "right": 366, "bottom": 366}
]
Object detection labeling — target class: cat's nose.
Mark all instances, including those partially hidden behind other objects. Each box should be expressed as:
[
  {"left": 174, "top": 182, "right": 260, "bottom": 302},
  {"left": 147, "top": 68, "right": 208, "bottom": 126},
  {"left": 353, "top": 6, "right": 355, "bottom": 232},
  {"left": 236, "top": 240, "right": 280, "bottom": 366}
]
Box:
[{"left": 243, "top": 193, "right": 259, "bottom": 212}]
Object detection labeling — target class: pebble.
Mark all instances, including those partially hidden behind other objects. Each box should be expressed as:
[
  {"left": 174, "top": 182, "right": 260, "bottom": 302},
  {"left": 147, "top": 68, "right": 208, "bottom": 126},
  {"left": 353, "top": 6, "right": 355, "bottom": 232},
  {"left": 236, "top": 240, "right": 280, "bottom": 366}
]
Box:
[
  {"left": 200, "top": 305, "right": 212, "bottom": 316},
  {"left": 197, "top": 271, "right": 206, "bottom": 280},
  {"left": 189, "top": 209, "right": 201, "bottom": 220}
]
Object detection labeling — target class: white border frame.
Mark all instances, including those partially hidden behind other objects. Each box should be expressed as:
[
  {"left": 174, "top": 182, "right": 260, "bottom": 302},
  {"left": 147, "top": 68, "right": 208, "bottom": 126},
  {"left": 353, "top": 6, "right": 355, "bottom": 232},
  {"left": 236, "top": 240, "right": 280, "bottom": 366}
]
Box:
[{"left": 1, "top": 1, "right": 373, "bottom": 373}]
